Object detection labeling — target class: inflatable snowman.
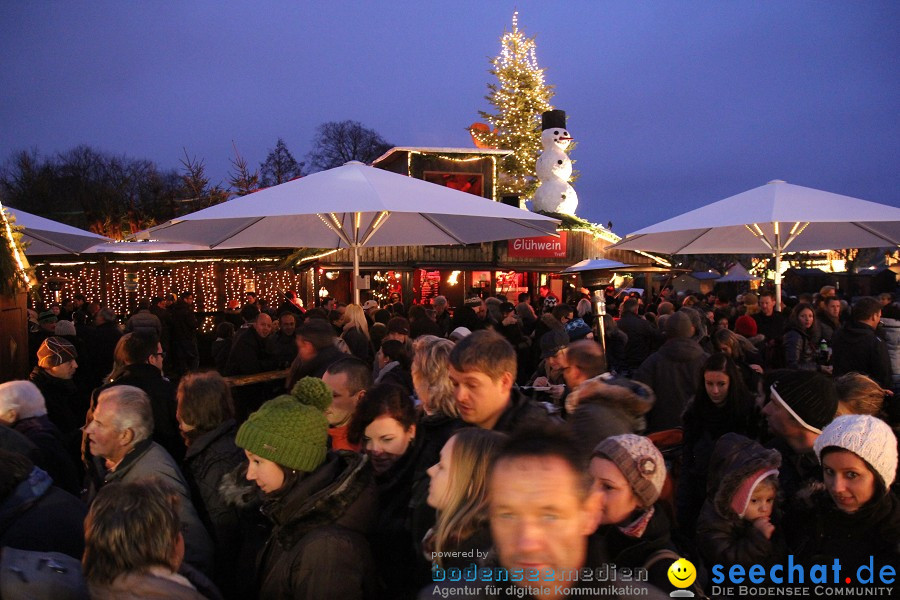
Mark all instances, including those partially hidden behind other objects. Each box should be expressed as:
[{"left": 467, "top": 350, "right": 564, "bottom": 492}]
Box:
[{"left": 533, "top": 109, "right": 578, "bottom": 215}]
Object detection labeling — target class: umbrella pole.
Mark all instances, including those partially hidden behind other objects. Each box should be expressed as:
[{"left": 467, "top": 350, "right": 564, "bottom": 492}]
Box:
[
  {"left": 774, "top": 236, "right": 782, "bottom": 313},
  {"left": 774, "top": 251, "right": 783, "bottom": 312},
  {"left": 772, "top": 222, "right": 782, "bottom": 312},
  {"left": 352, "top": 244, "right": 361, "bottom": 305}
]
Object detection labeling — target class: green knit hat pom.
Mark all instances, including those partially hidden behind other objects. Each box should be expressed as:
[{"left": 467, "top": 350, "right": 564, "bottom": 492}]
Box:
[
  {"left": 236, "top": 391, "right": 329, "bottom": 473},
  {"left": 291, "top": 377, "right": 333, "bottom": 411}
]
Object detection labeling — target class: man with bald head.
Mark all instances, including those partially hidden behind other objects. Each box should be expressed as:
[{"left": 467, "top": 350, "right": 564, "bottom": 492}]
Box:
[
  {"left": 224, "top": 312, "right": 277, "bottom": 376},
  {"left": 225, "top": 311, "right": 280, "bottom": 418}
]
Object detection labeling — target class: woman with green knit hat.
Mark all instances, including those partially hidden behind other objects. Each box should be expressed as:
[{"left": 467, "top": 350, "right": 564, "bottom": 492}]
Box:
[{"left": 236, "top": 377, "right": 378, "bottom": 599}]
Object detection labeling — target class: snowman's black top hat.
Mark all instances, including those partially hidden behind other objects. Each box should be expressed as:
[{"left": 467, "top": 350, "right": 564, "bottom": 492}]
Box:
[{"left": 541, "top": 110, "right": 567, "bottom": 131}]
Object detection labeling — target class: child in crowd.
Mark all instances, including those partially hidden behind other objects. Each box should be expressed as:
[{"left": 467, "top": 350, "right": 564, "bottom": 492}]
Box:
[{"left": 696, "top": 433, "right": 787, "bottom": 569}]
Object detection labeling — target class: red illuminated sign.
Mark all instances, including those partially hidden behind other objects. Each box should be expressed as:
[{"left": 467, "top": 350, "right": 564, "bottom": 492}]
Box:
[{"left": 508, "top": 231, "right": 567, "bottom": 258}]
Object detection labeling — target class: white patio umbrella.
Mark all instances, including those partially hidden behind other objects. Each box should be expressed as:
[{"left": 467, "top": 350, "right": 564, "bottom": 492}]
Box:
[
  {"left": 609, "top": 180, "right": 900, "bottom": 309},
  {"left": 717, "top": 263, "right": 761, "bottom": 282},
  {"left": 5, "top": 206, "right": 112, "bottom": 255},
  {"left": 84, "top": 240, "right": 211, "bottom": 254},
  {"left": 563, "top": 258, "right": 634, "bottom": 273},
  {"left": 135, "top": 162, "right": 560, "bottom": 303}
]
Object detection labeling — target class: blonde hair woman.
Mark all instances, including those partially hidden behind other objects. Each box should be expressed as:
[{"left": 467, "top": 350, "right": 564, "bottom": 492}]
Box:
[
  {"left": 340, "top": 303, "right": 373, "bottom": 362},
  {"left": 412, "top": 335, "right": 457, "bottom": 418},
  {"left": 834, "top": 372, "right": 886, "bottom": 416},
  {"left": 424, "top": 428, "right": 506, "bottom": 568},
  {"left": 409, "top": 335, "right": 465, "bottom": 567}
]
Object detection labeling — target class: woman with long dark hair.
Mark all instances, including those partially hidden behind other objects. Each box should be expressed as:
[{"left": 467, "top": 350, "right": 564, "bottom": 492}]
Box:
[
  {"left": 784, "top": 302, "right": 825, "bottom": 372},
  {"left": 677, "top": 352, "right": 759, "bottom": 535},
  {"left": 348, "top": 383, "right": 420, "bottom": 599}
]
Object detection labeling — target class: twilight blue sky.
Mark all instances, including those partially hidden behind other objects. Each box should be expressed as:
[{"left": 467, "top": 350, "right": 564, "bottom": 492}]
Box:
[{"left": 1, "top": 1, "right": 898, "bottom": 236}]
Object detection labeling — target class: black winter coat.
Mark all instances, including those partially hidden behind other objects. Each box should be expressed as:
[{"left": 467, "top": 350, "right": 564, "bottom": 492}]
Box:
[
  {"left": 79, "top": 321, "right": 122, "bottom": 388},
  {"left": 256, "top": 452, "right": 378, "bottom": 600},
  {"left": 832, "top": 320, "right": 893, "bottom": 388},
  {"left": 28, "top": 368, "right": 81, "bottom": 439},
  {"left": 124, "top": 309, "right": 162, "bottom": 338},
  {"left": 183, "top": 420, "right": 245, "bottom": 597},
  {"left": 183, "top": 421, "right": 244, "bottom": 542},
  {"left": 409, "top": 317, "right": 442, "bottom": 340},
  {"left": 434, "top": 310, "right": 453, "bottom": 338},
  {"left": 341, "top": 327, "right": 373, "bottom": 363},
  {"left": 677, "top": 393, "right": 759, "bottom": 535},
  {"left": 588, "top": 504, "right": 681, "bottom": 594},
  {"left": 371, "top": 446, "right": 420, "bottom": 600},
  {"left": 225, "top": 327, "right": 278, "bottom": 376},
  {"left": 617, "top": 311, "right": 660, "bottom": 369},
  {"left": 767, "top": 437, "right": 822, "bottom": 509},
  {"left": 13, "top": 415, "right": 80, "bottom": 495},
  {"left": 783, "top": 325, "right": 820, "bottom": 371},
  {"left": 0, "top": 466, "right": 86, "bottom": 559},
  {"left": 492, "top": 387, "right": 562, "bottom": 434},
  {"left": 169, "top": 300, "right": 198, "bottom": 341},
  {"left": 634, "top": 337, "right": 709, "bottom": 433},
  {"left": 786, "top": 487, "right": 900, "bottom": 572},
  {"left": 567, "top": 374, "right": 654, "bottom": 460}
]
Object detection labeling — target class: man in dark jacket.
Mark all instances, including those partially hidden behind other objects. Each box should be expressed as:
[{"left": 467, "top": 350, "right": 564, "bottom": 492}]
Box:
[
  {"left": 432, "top": 295, "right": 453, "bottom": 338},
  {"left": 634, "top": 310, "right": 709, "bottom": 432},
  {"left": 617, "top": 298, "right": 661, "bottom": 374},
  {"left": 448, "top": 330, "right": 560, "bottom": 433},
  {"left": 169, "top": 291, "right": 199, "bottom": 375},
  {"left": 0, "top": 381, "right": 80, "bottom": 495},
  {"left": 225, "top": 312, "right": 278, "bottom": 376},
  {"left": 78, "top": 308, "right": 122, "bottom": 390},
  {"left": 272, "top": 311, "right": 299, "bottom": 368},
  {"left": 71, "top": 293, "right": 91, "bottom": 328},
  {"left": 0, "top": 449, "right": 87, "bottom": 560},
  {"left": 150, "top": 294, "right": 173, "bottom": 348},
  {"left": 563, "top": 340, "right": 655, "bottom": 459},
  {"left": 89, "top": 332, "right": 182, "bottom": 463},
  {"left": 761, "top": 370, "right": 837, "bottom": 506},
  {"left": 29, "top": 337, "right": 83, "bottom": 444},
  {"left": 831, "top": 296, "right": 892, "bottom": 388},
  {"left": 817, "top": 296, "right": 843, "bottom": 342},
  {"left": 753, "top": 290, "right": 786, "bottom": 369},
  {"left": 225, "top": 312, "right": 281, "bottom": 419},
  {"left": 286, "top": 318, "right": 348, "bottom": 388},
  {"left": 124, "top": 298, "right": 162, "bottom": 339}
]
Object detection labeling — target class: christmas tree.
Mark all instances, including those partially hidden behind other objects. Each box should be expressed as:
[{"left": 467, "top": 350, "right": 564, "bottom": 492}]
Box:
[{"left": 474, "top": 12, "right": 555, "bottom": 199}]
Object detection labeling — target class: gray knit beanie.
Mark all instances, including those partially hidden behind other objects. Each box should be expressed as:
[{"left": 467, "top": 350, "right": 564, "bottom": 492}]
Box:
[{"left": 593, "top": 434, "right": 666, "bottom": 508}]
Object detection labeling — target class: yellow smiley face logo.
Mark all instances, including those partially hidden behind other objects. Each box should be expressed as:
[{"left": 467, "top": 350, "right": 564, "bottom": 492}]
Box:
[{"left": 667, "top": 557, "right": 697, "bottom": 588}]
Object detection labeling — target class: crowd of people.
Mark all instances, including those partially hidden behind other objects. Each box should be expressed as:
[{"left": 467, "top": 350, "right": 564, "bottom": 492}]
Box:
[{"left": 1, "top": 283, "right": 899, "bottom": 599}]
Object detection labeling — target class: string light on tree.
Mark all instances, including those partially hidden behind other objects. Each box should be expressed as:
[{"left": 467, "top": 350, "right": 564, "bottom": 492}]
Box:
[{"left": 472, "top": 11, "right": 555, "bottom": 200}]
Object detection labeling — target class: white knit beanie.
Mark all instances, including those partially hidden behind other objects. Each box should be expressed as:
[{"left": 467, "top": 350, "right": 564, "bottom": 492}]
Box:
[{"left": 814, "top": 415, "right": 898, "bottom": 487}]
